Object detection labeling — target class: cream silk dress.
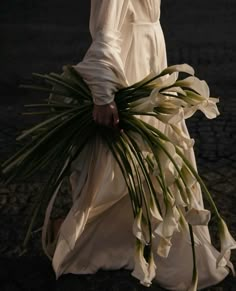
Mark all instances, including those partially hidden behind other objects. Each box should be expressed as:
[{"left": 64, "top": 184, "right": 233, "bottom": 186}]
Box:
[{"left": 42, "top": 0, "right": 230, "bottom": 290}]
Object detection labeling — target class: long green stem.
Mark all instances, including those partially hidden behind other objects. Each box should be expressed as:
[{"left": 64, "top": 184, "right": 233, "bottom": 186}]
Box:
[
  {"left": 188, "top": 224, "right": 198, "bottom": 290},
  {"left": 176, "top": 150, "right": 221, "bottom": 218},
  {"left": 121, "top": 133, "right": 153, "bottom": 243}
]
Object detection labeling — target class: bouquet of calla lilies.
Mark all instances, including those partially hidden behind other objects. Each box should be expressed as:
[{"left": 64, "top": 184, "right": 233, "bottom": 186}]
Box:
[{"left": 1, "top": 63, "right": 235, "bottom": 290}]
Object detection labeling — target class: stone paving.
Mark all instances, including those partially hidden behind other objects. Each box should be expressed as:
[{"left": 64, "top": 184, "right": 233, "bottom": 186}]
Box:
[{"left": 1, "top": 0, "right": 236, "bottom": 290}]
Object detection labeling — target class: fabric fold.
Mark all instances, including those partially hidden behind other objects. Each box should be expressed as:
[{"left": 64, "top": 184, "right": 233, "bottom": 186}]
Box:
[{"left": 74, "top": 0, "right": 130, "bottom": 105}]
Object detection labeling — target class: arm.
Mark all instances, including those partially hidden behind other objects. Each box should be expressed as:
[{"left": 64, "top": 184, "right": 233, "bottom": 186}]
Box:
[{"left": 74, "top": 0, "right": 129, "bottom": 127}]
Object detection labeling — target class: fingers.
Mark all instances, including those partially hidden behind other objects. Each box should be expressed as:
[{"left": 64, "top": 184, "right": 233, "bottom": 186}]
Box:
[
  {"left": 94, "top": 111, "right": 112, "bottom": 127},
  {"left": 92, "top": 102, "right": 120, "bottom": 129},
  {"left": 112, "top": 105, "right": 119, "bottom": 127}
]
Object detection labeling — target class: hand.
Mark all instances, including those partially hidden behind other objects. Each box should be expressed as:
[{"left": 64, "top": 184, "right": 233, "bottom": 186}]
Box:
[{"left": 93, "top": 101, "right": 119, "bottom": 128}]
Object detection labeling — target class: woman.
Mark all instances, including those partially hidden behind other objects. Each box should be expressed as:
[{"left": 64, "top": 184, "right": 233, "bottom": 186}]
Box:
[{"left": 42, "top": 1, "right": 231, "bottom": 289}]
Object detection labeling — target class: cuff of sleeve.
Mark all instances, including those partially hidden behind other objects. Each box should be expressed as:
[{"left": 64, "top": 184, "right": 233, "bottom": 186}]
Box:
[{"left": 91, "top": 85, "right": 115, "bottom": 105}]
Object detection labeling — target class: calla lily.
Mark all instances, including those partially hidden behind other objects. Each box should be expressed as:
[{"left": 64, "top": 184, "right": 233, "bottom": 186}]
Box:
[
  {"left": 183, "top": 89, "right": 208, "bottom": 105},
  {"left": 155, "top": 108, "right": 185, "bottom": 125},
  {"left": 131, "top": 73, "right": 180, "bottom": 113},
  {"left": 129, "top": 131, "right": 150, "bottom": 153},
  {"left": 161, "top": 63, "right": 195, "bottom": 76},
  {"left": 170, "top": 183, "right": 187, "bottom": 207},
  {"left": 181, "top": 165, "right": 197, "bottom": 189},
  {"left": 153, "top": 94, "right": 186, "bottom": 124},
  {"left": 129, "top": 96, "right": 154, "bottom": 112},
  {"left": 167, "top": 124, "right": 195, "bottom": 150},
  {"left": 132, "top": 208, "right": 150, "bottom": 244},
  {"left": 151, "top": 72, "right": 179, "bottom": 89},
  {"left": 175, "top": 178, "right": 190, "bottom": 206},
  {"left": 152, "top": 93, "right": 186, "bottom": 108},
  {"left": 187, "top": 269, "right": 198, "bottom": 291},
  {"left": 132, "top": 246, "right": 157, "bottom": 287},
  {"left": 155, "top": 202, "right": 180, "bottom": 243},
  {"left": 183, "top": 97, "right": 220, "bottom": 120},
  {"left": 145, "top": 252, "right": 157, "bottom": 286},
  {"left": 3, "top": 63, "right": 235, "bottom": 290},
  {"left": 185, "top": 207, "right": 211, "bottom": 226},
  {"left": 152, "top": 141, "right": 183, "bottom": 186},
  {"left": 161, "top": 86, "right": 187, "bottom": 97},
  {"left": 131, "top": 241, "right": 150, "bottom": 286},
  {"left": 169, "top": 76, "right": 220, "bottom": 120},
  {"left": 197, "top": 97, "right": 220, "bottom": 119},
  {"left": 156, "top": 236, "right": 172, "bottom": 258},
  {"left": 176, "top": 76, "right": 210, "bottom": 97},
  {"left": 217, "top": 218, "right": 236, "bottom": 273},
  {"left": 150, "top": 194, "right": 163, "bottom": 224}
]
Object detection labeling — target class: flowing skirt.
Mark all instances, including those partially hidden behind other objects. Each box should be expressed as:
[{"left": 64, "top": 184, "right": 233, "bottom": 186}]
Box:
[
  {"left": 42, "top": 118, "right": 229, "bottom": 290},
  {"left": 41, "top": 22, "right": 230, "bottom": 290}
]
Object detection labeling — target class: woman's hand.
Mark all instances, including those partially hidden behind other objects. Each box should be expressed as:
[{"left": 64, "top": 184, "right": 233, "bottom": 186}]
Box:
[{"left": 93, "top": 101, "right": 119, "bottom": 128}]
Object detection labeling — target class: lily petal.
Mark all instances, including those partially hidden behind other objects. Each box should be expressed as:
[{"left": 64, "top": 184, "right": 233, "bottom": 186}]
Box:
[
  {"left": 152, "top": 72, "right": 179, "bottom": 89},
  {"left": 156, "top": 236, "right": 172, "bottom": 258},
  {"left": 155, "top": 204, "right": 180, "bottom": 239},
  {"left": 153, "top": 141, "right": 182, "bottom": 186},
  {"left": 171, "top": 183, "right": 187, "bottom": 207},
  {"left": 217, "top": 219, "right": 236, "bottom": 272},
  {"left": 176, "top": 76, "right": 210, "bottom": 97},
  {"left": 161, "top": 64, "right": 195, "bottom": 76},
  {"left": 161, "top": 86, "right": 187, "bottom": 96},
  {"left": 150, "top": 195, "right": 163, "bottom": 224},
  {"left": 198, "top": 98, "right": 220, "bottom": 119},
  {"left": 168, "top": 124, "right": 195, "bottom": 149},
  {"left": 130, "top": 96, "right": 154, "bottom": 112},
  {"left": 131, "top": 241, "right": 150, "bottom": 286},
  {"left": 146, "top": 252, "right": 157, "bottom": 286},
  {"left": 187, "top": 269, "right": 198, "bottom": 291},
  {"left": 181, "top": 165, "right": 197, "bottom": 189},
  {"left": 155, "top": 109, "right": 185, "bottom": 125},
  {"left": 185, "top": 207, "right": 211, "bottom": 225},
  {"left": 132, "top": 209, "right": 149, "bottom": 244}
]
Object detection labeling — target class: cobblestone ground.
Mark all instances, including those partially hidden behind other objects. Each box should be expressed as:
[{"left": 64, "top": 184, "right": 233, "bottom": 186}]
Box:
[{"left": 1, "top": 0, "right": 236, "bottom": 290}]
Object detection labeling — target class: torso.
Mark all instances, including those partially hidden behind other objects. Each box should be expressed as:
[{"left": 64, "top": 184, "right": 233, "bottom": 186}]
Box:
[{"left": 120, "top": 0, "right": 165, "bottom": 85}]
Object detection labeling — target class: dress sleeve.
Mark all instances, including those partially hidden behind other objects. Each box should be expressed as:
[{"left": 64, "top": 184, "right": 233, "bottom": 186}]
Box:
[{"left": 73, "top": 0, "right": 129, "bottom": 105}]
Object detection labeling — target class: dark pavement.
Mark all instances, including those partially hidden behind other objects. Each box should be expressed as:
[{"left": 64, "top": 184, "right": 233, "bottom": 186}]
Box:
[{"left": 0, "top": 0, "right": 236, "bottom": 290}]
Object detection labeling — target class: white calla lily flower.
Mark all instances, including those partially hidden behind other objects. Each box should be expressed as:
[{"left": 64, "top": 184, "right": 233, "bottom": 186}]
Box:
[
  {"left": 145, "top": 252, "right": 157, "bottom": 286},
  {"left": 130, "top": 96, "right": 154, "bottom": 112},
  {"left": 130, "top": 73, "right": 185, "bottom": 114},
  {"left": 198, "top": 97, "right": 220, "bottom": 119},
  {"left": 150, "top": 195, "right": 163, "bottom": 224},
  {"left": 153, "top": 141, "right": 182, "bottom": 186},
  {"left": 132, "top": 208, "right": 150, "bottom": 244},
  {"left": 181, "top": 165, "right": 197, "bottom": 189},
  {"left": 152, "top": 93, "right": 187, "bottom": 124},
  {"left": 185, "top": 207, "right": 211, "bottom": 226},
  {"left": 217, "top": 219, "right": 236, "bottom": 272},
  {"left": 132, "top": 241, "right": 149, "bottom": 285},
  {"left": 183, "top": 97, "right": 220, "bottom": 120},
  {"left": 176, "top": 76, "right": 210, "bottom": 97},
  {"left": 162, "top": 86, "right": 187, "bottom": 96},
  {"left": 175, "top": 178, "right": 191, "bottom": 206},
  {"left": 168, "top": 124, "right": 195, "bottom": 149},
  {"left": 131, "top": 242, "right": 157, "bottom": 287},
  {"left": 187, "top": 270, "right": 198, "bottom": 291},
  {"left": 155, "top": 108, "right": 185, "bottom": 124},
  {"left": 171, "top": 183, "right": 187, "bottom": 207},
  {"left": 156, "top": 236, "right": 172, "bottom": 258},
  {"left": 161, "top": 63, "right": 195, "bottom": 76},
  {"left": 151, "top": 72, "right": 179, "bottom": 89},
  {"left": 155, "top": 203, "right": 180, "bottom": 240}
]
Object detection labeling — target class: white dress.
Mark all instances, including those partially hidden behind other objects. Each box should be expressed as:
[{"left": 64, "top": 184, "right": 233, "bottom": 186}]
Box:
[{"left": 42, "top": 1, "right": 230, "bottom": 290}]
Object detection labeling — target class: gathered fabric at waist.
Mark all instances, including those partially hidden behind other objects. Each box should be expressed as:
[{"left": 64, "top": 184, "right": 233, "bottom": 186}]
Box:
[{"left": 130, "top": 20, "right": 160, "bottom": 26}]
